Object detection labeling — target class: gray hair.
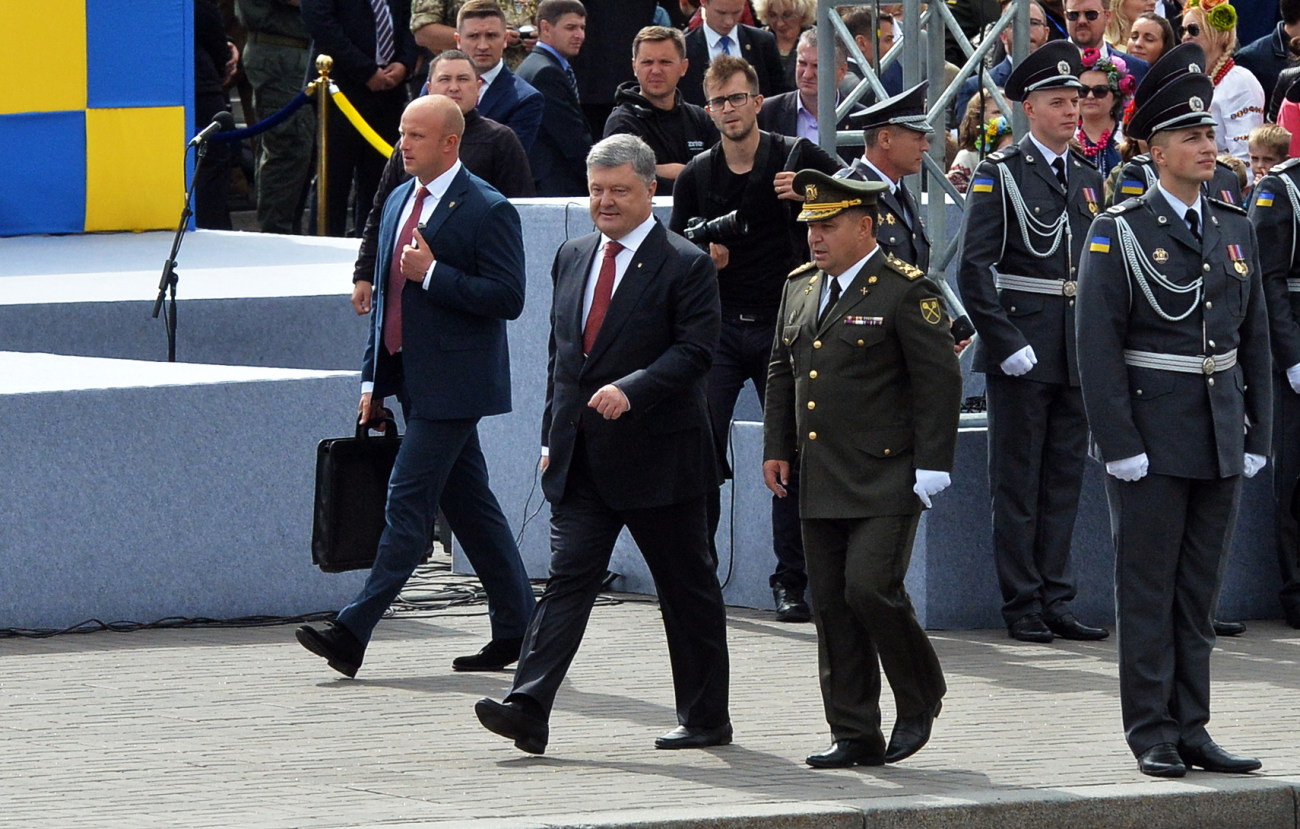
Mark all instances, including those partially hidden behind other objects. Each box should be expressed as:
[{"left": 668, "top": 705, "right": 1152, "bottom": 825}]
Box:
[
  {"left": 796, "top": 26, "right": 847, "bottom": 68},
  {"left": 586, "top": 134, "right": 656, "bottom": 187}
]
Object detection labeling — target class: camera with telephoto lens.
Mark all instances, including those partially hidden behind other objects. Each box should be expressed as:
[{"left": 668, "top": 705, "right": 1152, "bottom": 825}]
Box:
[{"left": 683, "top": 210, "right": 749, "bottom": 245}]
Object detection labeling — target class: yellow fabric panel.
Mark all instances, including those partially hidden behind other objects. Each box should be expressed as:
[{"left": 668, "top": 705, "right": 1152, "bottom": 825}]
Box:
[
  {"left": 0, "top": 3, "right": 87, "bottom": 115},
  {"left": 84, "top": 106, "right": 187, "bottom": 232}
]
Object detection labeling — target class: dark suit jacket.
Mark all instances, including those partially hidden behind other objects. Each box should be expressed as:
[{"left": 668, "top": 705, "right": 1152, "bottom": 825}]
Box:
[
  {"left": 954, "top": 56, "right": 1013, "bottom": 127},
  {"left": 841, "top": 158, "right": 931, "bottom": 271},
  {"left": 1104, "top": 44, "right": 1148, "bottom": 85},
  {"left": 363, "top": 167, "right": 525, "bottom": 420},
  {"left": 516, "top": 47, "right": 593, "bottom": 196},
  {"left": 757, "top": 91, "right": 863, "bottom": 162},
  {"left": 300, "top": 0, "right": 418, "bottom": 92},
  {"left": 478, "top": 63, "right": 545, "bottom": 152},
  {"left": 680, "top": 24, "right": 789, "bottom": 107},
  {"left": 541, "top": 221, "right": 723, "bottom": 510}
]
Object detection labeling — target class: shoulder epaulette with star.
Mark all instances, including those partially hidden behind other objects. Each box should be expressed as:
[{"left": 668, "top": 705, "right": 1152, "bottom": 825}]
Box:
[
  {"left": 788, "top": 261, "right": 817, "bottom": 279},
  {"left": 986, "top": 144, "right": 1020, "bottom": 165},
  {"left": 1208, "top": 196, "right": 1248, "bottom": 215},
  {"left": 886, "top": 253, "right": 925, "bottom": 280}
]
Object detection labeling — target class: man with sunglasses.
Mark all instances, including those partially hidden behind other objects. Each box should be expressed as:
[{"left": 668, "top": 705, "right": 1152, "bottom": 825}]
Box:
[
  {"left": 957, "top": 41, "right": 1112, "bottom": 646},
  {"left": 1066, "top": 0, "right": 1150, "bottom": 84},
  {"left": 670, "top": 55, "right": 840, "bottom": 624}
]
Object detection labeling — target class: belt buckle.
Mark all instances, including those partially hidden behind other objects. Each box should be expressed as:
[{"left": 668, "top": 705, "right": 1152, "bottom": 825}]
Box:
[
  {"left": 1202, "top": 356, "right": 1216, "bottom": 375},
  {"left": 1062, "top": 280, "right": 1077, "bottom": 297}
]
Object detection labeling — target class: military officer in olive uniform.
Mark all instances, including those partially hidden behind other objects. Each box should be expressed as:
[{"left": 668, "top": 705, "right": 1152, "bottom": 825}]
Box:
[
  {"left": 956, "top": 41, "right": 1110, "bottom": 644},
  {"left": 1109, "top": 44, "right": 1242, "bottom": 210},
  {"left": 1078, "top": 71, "right": 1272, "bottom": 778},
  {"left": 1248, "top": 155, "right": 1300, "bottom": 631},
  {"left": 763, "top": 170, "right": 961, "bottom": 770},
  {"left": 839, "top": 82, "right": 932, "bottom": 271}
]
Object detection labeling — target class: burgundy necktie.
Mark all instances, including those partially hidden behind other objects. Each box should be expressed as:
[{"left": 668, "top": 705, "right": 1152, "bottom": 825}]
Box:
[
  {"left": 383, "top": 185, "right": 429, "bottom": 355},
  {"left": 583, "top": 240, "right": 624, "bottom": 354}
]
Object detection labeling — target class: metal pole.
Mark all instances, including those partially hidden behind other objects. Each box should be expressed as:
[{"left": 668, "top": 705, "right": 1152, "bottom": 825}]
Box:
[{"left": 314, "top": 55, "right": 333, "bottom": 237}]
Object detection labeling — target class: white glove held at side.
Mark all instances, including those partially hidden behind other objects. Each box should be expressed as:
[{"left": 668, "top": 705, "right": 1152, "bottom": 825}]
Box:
[
  {"left": 1287, "top": 362, "right": 1300, "bottom": 394},
  {"left": 1106, "top": 453, "right": 1149, "bottom": 482},
  {"left": 1000, "top": 344, "right": 1038, "bottom": 376},
  {"left": 1244, "top": 453, "right": 1267, "bottom": 478},
  {"left": 913, "top": 469, "right": 952, "bottom": 508}
]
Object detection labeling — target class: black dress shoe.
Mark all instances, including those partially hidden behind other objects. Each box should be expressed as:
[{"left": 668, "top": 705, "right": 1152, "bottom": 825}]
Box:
[
  {"left": 1213, "top": 619, "right": 1247, "bottom": 637},
  {"left": 654, "top": 722, "right": 733, "bottom": 749},
  {"left": 773, "top": 586, "right": 811, "bottom": 623},
  {"left": 1043, "top": 612, "right": 1110, "bottom": 641},
  {"left": 295, "top": 621, "right": 364, "bottom": 678},
  {"left": 1137, "top": 742, "right": 1186, "bottom": 777},
  {"left": 1008, "top": 613, "right": 1054, "bottom": 643},
  {"left": 1178, "top": 740, "right": 1262, "bottom": 773},
  {"left": 475, "top": 697, "right": 548, "bottom": 754},
  {"left": 452, "top": 637, "right": 524, "bottom": 672},
  {"left": 884, "top": 699, "right": 941, "bottom": 763},
  {"left": 806, "top": 740, "right": 885, "bottom": 768}
]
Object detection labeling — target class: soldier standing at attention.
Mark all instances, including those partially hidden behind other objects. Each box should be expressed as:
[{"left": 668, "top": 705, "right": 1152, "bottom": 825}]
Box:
[
  {"left": 763, "top": 170, "right": 961, "bottom": 769},
  {"left": 1078, "top": 70, "right": 1271, "bottom": 778},
  {"left": 957, "top": 41, "right": 1111, "bottom": 645}
]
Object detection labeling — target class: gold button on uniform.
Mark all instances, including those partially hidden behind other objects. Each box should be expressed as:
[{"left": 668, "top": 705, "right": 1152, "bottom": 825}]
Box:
[
  {"left": 813, "top": 340, "right": 823, "bottom": 349},
  {"left": 809, "top": 431, "right": 818, "bottom": 440},
  {"left": 809, "top": 370, "right": 818, "bottom": 378},
  {"left": 807, "top": 401, "right": 816, "bottom": 410},
  {"left": 883, "top": 448, "right": 891, "bottom": 455},
  {"left": 856, "top": 339, "right": 865, "bottom": 346}
]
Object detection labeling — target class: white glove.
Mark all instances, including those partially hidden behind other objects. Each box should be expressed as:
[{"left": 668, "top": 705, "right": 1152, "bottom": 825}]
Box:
[
  {"left": 1244, "top": 453, "right": 1267, "bottom": 478},
  {"left": 1106, "top": 453, "right": 1149, "bottom": 482},
  {"left": 1287, "top": 362, "right": 1300, "bottom": 394},
  {"left": 1000, "top": 345, "right": 1038, "bottom": 377},
  {"left": 913, "top": 469, "right": 952, "bottom": 508}
]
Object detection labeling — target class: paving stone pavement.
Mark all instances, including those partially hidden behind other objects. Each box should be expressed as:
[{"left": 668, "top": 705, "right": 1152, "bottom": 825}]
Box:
[{"left": 2, "top": 583, "right": 1299, "bottom": 829}]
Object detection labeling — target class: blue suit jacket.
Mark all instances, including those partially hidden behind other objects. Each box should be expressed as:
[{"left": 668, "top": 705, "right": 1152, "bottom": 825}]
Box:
[
  {"left": 478, "top": 63, "right": 545, "bottom": 152},
  {"left": 363, "top": 167, "right": 525, "bottom": 420},
  {"left": 515, "top": 47, "right": 593, "bottom": 197}
]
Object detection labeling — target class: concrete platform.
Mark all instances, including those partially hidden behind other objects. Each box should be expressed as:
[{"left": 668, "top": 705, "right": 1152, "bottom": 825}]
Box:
[{"left": 2, "top": 584, "right": 1297, "bottom": 828}]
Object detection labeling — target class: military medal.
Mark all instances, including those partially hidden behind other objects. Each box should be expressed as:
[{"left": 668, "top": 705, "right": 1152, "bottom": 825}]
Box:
[
  {"left": 1228, "top": 244, "right": 1248, "bottom": 274},
  {"left": 1218, "top": 190, "right": 1235, "bottom": 205},
  {"left": 1153, "top": 248, "right": 1169, "bottom": 263},
  {"left": 1082, "top": 187, "right": 1099, "bottom": 214},
  {"left": 844, "top": 315, "right": 884, "bottom": 326}
]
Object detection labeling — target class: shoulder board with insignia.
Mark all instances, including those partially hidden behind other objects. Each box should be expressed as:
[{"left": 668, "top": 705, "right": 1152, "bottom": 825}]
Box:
[
  {"left": 986, "top": 144, "right": 1020, "bottom": 164},
  {"left": 1105, "top": 200, "right": 1138, "bottom": 215},
  {"left": 1207, "top": 197, "right": 1247, "bottom": 215},
  {"left": 1274, "top": 157, "right": 1300, "bottom": 174},
  {"left": 1132, "top": 153, "right": 1151, "bottom": 164},
  {"left": 885, "top": 253, "right": 925, "bottom": 280},
  {"left": 788, "top": 261, "right": 817, "bottom": 279}
]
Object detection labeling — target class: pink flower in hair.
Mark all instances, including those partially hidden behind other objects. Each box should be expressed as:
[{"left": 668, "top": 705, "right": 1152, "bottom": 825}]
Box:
[
  {"left": 1119, "top": 74, "right": 1137, "bottom": 95},
  {"left": 1111, "top": 55, "right": 1127, "bottom": 75},
  {"left": 1081, "top": 48, "right": 1101, "bottom": 68}
]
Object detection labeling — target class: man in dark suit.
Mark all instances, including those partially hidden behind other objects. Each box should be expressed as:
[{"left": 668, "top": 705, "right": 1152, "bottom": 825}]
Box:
[
  {"left": 952, "top": 0, "right": 1051, "bottom": 122},
  {"left": 1065, "top": 0, "right": 1149, "bottom": 84},
  {"left": 296, "top": 95, "right": 536, "bottom": 678},
  {"left": 475, "top": 134, "right": 731, "bottom": 755},
  {"left": 1079, "top": 71, "right": 1271, "bottom": 777},
  {"left": 515, "top": 0, "right": 593, "bottom": 196},
  {"left": 680, "top": 0, "right": 788, "bottom": 107},
  {"left": 301, "top": 0, "right": 418, "bottom": 236},
  {"left": 758, "top": 28, "right": 862, "bottom": 162},
  {"left": 956, "top": 41, "right": 1111, "bottom": 644},
  {"left": 764, "top": 170, "right": 962, "bottom": 768},
  {"left": 454, "top": 0, "right": 544, "bottom": 151}
]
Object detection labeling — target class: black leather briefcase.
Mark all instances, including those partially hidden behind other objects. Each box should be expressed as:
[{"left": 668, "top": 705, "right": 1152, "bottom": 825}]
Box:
[{"left": 311, "top": 416, "right": 401, "bottom": 573}]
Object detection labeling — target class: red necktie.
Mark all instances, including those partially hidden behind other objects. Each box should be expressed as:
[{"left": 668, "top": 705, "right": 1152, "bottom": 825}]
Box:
[
  {"left": 583, "top": 240, "right": 624, "bottom": 354},
  {"left": 383, "top": 185, "right": 429, "bottom": 355}
]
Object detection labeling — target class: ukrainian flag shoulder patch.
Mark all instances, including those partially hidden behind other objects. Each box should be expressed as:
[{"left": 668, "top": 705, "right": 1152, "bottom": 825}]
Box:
[
  {"left": 1090, "top": 236, "right": 1111, "bottom": 253},
  {"left": 972, "top": 177, "right": 994, "bottom": 193},
  {"left": 1256, "top": 191, "right": 1275, "bottom": 207},
  {"left": 1120, "top": 180, "right": 1145, "bottom": 195}
]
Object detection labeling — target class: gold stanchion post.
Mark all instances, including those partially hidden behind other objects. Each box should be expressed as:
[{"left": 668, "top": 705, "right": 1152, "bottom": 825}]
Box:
[{"left": 311, "top": 55, "right": 333, "bottom": 236}]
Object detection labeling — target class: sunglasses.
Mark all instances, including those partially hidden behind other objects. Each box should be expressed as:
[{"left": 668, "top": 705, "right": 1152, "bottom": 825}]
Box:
[
  {"left": 1079, "top": 84, "right": 1113, "bottom": 97},
  {"left": 1066, "top": 9, "right": 1102, "bottom": 20},
  {"left": 1184, "top": 23, "right": 1203, "bottom": 36}
]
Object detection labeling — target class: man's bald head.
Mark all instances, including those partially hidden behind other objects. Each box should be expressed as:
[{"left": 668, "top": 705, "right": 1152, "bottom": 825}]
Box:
[{"left": 399, "top": 95, "right": 464, "bottom": 181}]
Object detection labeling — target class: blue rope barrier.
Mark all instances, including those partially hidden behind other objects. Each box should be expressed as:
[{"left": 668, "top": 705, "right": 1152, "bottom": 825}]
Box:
[{"left": 213, "top": 91, "right": 312, "bottom": 142}]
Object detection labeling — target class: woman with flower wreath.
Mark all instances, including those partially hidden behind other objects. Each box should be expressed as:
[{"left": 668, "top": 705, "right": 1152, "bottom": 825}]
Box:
[
  {"left": 1180, "top": 0, "right": 1265, "bottom": 170},
  {"left": 947, "top": 94, "right": 1014, "bottom": 191},
  {"left": 1076, "top": 48, "right": 1138, "bottom": 176}
]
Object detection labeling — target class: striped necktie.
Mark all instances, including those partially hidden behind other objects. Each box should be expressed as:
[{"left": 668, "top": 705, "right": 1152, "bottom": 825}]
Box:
[{"left": 369, "top": 0, "right": 395, "bottom": 66}]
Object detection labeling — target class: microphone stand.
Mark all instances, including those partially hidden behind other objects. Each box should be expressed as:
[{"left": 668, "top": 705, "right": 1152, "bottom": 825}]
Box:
[{"left": 152, "top": 139, "right": 208, "bottom": 363}]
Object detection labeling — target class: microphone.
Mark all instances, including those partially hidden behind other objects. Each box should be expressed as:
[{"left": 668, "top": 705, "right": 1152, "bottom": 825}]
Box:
[{"left": 188, "top": 111, "right": 236, "bottom": 147}]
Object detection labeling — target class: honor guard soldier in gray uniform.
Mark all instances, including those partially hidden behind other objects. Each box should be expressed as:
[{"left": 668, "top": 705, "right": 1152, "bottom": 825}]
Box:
[
  {"left": 1078, "top": 70, "right": 1272, "bottom": 778},
  {"left": 956, "top": 40, "right": 1110, "bottom": 644},
  {"left": 1110, "top": 44, "right": 1243, "bottom": 209},
  {"left": 764, "top": 170, "right": 961, "bottom": 769},
  {"left": 838, "top": 82, "right": 933, "bottom": 271},
  {"left": 1248, "top": 155, "right": 1300, "bottom": 630}
]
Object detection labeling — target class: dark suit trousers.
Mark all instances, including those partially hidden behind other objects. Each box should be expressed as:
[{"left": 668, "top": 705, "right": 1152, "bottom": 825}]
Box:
[
  {"left": 1107, "top": 472, "right": 1239, "bottom": 756},
  {"left": 507, "top": 444, "right": 730, "bottom": 728},
  {"left": 1275, "top": 376, "right": 1300, "bottom": 617},
  {"left": 322, "top": 87, "right": 403, "bottom": 236},
  {"left": 802, "top": 515, "right": 945, "bottom": 747},
  {"left": 336, "top": 408, "right": 535, "bottom": 644},
  {"left": 985, "top": 374, "right": 1087, "bottom": 625},
  {"left": 704, "top": 316, "right": 804, "bottom": 589}
]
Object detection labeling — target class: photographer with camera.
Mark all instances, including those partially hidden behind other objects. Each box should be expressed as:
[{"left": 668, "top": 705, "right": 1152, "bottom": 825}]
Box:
[{"left": 671, "top": 55, "right": 840, "bottom": 623}]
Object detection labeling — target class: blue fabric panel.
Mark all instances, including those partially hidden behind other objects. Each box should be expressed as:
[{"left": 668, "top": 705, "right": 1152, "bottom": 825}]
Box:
[
  {"left": 86, "top": 0, "right": 190, "bottom": 108},
  {"left": 0, "top": 111, "right": 86, "bottom": 236}
]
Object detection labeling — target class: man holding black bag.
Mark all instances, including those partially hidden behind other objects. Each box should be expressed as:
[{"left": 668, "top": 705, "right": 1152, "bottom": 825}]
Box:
[{"left": 670, "top": 55, "right": 840, "bottom": 622}]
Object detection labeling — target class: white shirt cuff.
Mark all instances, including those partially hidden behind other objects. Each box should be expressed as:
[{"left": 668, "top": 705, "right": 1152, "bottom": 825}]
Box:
[{"left": 361, "top": 381, "right": 375, "bottom": 394}]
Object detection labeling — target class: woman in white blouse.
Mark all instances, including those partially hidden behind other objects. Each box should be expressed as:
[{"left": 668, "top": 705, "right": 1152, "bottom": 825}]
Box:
[{"left": 1180, "top": 0, "right": 1265, "bottom": 174}]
